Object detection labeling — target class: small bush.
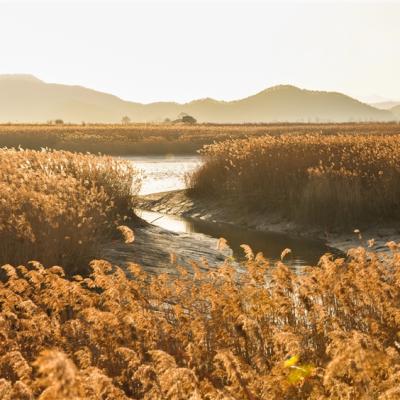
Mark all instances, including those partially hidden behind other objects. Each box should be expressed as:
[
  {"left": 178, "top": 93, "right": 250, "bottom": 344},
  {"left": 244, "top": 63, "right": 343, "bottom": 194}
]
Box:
[{"left": 181, "top": 115, "right": 197, "bottom": 124}]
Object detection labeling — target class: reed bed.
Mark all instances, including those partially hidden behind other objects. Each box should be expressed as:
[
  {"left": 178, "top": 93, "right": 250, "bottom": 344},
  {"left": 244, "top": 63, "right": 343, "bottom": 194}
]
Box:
[
  {"left": 1, "top": 245, "right": 400, "bottom": 399},
  {"left": 0, "top": 149, "right": 140, "bottom": 273},
  {"left": 0, "top": 122, "right": 399, "bottom": 155},
  {"left": 1, "top": 140, "right": 400, "bottom": 398},
  {"left": 189, "top": 134, "right": 400, "bottom": 228}
]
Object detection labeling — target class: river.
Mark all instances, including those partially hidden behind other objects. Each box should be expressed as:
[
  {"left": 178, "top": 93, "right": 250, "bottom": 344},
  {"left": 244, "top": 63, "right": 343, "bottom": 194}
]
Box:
[
  {"left": 123, "top": 155, "right": 335, "bottom": 268},
  {"left": 124, "top": 154, "right": 201, "bottom": 195}
]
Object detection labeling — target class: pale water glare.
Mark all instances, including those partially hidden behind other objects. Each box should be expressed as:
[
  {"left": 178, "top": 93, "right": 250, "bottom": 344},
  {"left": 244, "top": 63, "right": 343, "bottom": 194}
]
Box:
[{"left": 123, "top": 155, "right": 201, "bottom": 195}]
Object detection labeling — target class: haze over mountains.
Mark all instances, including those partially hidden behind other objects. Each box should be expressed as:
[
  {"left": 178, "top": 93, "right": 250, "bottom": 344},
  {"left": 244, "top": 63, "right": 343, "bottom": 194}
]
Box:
[
  {"left": 0, "top": 74, "right": 397, "bottom": 123},
  {"left": 371, "top": 101, "right": 400, "bottom": 110},
  {"left": 391, "top": 105, "right": 400, "bottom": 118}
]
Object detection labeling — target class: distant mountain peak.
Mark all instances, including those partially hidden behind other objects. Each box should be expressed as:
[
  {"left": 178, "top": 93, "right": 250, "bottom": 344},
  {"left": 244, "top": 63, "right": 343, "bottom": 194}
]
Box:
[
  {"left": 0, "top": 74, "right": 43, "bottom": 83},
  {"left": 188, "top": 97, "right": 222, "bottom": 105},
  {"left": 269, "top": 84, "right": 300, "bottom": 90},
  {"left": 254, "top": 84, "right": 303, "bottom": 96}
]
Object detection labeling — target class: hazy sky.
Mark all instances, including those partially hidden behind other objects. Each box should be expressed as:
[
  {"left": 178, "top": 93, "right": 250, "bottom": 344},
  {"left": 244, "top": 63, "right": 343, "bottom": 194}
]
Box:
[{"left": 0, "top": 0, "right": 399, "bottom": 103}]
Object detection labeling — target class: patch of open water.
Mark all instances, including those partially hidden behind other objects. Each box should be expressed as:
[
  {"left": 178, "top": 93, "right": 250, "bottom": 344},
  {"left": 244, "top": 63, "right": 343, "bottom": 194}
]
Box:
[{"left": 123, "top": 155, "right": 336, "bottom": 268}]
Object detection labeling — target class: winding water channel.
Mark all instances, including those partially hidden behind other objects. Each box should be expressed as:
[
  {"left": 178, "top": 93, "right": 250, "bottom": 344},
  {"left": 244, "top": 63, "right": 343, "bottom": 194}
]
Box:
[{"left": 123, "top": 155, "right": 335, "bottom": 267}]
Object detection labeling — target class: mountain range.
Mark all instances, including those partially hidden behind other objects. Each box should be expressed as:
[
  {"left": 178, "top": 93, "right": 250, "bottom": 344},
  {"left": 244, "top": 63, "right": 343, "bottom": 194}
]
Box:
[{"left": 0, "top": 74, "right": 397, "bottom": 123}]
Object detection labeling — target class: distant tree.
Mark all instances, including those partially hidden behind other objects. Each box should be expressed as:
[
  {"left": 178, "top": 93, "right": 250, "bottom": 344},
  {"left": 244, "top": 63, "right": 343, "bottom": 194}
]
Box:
[
  {"left": 181, "top": 115, "right": 197, "bottom": 124},
  {"left": 178, "top": 112, "right": 188, "bottom": 119},
  {"left": 55, "top": 119, "right": 64, "bottom": 125},
  {"left": 121, "top": 116, "right": 131, "bottom": 125},
  {"left": 164, "top": 118, "right": 171, "bottom": 123}
]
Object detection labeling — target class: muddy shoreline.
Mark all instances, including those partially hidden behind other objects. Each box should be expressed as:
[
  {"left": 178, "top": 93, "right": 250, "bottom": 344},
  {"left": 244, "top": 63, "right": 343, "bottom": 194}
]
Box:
[
  {"left": 136, "top": 189, "right": 400, "bottom": 254},
  {"left": 101, "top": 189, "right": 400, "bottom": 275},
  {"left": 100, "top": 219, "right": 232, "bottom": 275}
]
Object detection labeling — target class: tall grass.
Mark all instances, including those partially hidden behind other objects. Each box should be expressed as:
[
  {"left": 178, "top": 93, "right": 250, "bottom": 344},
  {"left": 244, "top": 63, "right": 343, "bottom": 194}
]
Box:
[
  {"left": 189, "top": 134, "right": 400, "bottom": 228},
  {"left": 1, "top": 245, "right": 400, "bottom": 399},
  {"left": 1, "top": 134, "right": 400, "bottom": 398},
  {"left": 0, "top": 149, "right": 140, "bottom": 273},
  {"left": 0, "top": 122, "right": 399, "bottom": 155}
]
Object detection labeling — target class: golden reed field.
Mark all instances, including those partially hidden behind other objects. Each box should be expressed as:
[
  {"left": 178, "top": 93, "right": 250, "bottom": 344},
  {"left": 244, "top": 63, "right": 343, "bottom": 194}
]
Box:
[
  {"left": 190, "top": 133, "right": 400, "bottom": 228},
  {"left": 1, "top": 244, "right": 400, "bottom": 399},
  {"left": 1, "top": 122, "right": 399, "bottom": 155},
  {"left": 0, "top": 149, "right": 140, "bottom": 274},
  {"left": 2, "top": 130, "right": 400, "bottom": 399}
]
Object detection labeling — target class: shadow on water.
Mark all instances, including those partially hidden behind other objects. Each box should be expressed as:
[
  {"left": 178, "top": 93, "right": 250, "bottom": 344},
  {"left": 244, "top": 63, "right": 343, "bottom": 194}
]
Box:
[{"left": 136, "top": 209, "right": 341, "bottom": 269}]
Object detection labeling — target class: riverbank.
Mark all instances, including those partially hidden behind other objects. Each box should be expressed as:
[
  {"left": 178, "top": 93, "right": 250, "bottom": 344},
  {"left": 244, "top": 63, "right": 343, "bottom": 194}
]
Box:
[
  {"left": 100, "top": 218, "right": 232, "bottom": 275},
  {"left": 137, "top": 189, "right": 400, "bottom": 254}
]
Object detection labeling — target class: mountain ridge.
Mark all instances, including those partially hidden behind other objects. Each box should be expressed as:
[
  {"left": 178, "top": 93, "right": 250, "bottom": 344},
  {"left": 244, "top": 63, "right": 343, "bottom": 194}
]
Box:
[
  {"left": 0, "top": 74, "right": 396, "bottom": 123},
  {"left": 372, "top": 101, "right": 400, "bottom": 110}
]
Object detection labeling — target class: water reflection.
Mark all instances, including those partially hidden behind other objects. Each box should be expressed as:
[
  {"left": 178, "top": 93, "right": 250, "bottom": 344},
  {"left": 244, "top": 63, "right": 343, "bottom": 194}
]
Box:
[
  {"left": 136, "top": 209, "right": 338, "bottom": 268},
  {"left": 120, "top": 154, "right": 339, "bottom": 269},
  {"left": 122, "top": 155, "right": 201, "bottom": 195}
]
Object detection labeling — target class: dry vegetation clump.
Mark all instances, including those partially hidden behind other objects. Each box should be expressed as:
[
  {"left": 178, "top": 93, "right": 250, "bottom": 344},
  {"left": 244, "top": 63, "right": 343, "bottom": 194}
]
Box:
[
  {"left": 189, "top": 134, "right": 400, "bottom": 228},
  {"left": 1, "top": 245, "right": 400, "bottom": 399},
  {"left": 0, "top": 149, "right": 140, "bottom": 273},
  {"left": 0, "top": 122, "right": 399, "bottom": 155}
]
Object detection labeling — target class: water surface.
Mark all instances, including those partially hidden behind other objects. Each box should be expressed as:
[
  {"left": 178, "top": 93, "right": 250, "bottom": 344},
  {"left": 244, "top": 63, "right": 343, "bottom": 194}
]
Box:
[
  {"left": 124, "top": 154, "right": 335, "bottom": 268},
  {"left": 123, "top": 154, "right": 201, "bottom": 195},
  {"left": 136, "top": 209, "right": 336, "bottom": 269}
]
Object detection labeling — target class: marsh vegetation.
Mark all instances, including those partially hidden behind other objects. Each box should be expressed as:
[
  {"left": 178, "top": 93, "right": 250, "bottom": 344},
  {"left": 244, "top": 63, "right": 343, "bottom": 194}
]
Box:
[
  {"left": 0, "top": 149, "right": 140, "bottom": 274},
  {"left": 2, "top": 125, "right": 400, "bottom": 399},
  {"left": 189, "top": 133, "right": 400, "bottom": 228},
  {"left": 1, "top": 122, "right": 399, "bottom": 155},
  {"left": 1, "top": 245, "right": 400, "bottom": 399}
]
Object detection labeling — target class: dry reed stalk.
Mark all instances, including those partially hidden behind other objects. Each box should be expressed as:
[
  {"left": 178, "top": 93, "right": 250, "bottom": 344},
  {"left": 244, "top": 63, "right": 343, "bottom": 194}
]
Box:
[
  {"left": 0, "top": 148, "right": 140, "bottom": 274},
  {"left": 189, "top": 133, "right": 400, "bottom": 228}
]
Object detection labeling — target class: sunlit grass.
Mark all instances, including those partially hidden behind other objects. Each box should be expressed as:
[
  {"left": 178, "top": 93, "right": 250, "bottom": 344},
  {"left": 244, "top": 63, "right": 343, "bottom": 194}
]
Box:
[
  {"left": 189, "top": 133, "right": 400, "bottom": 228},
  {"left": 1, "top": 245, "right": 400, "bottom": 398},
  {"left": 0, "top": 122, "right": 399, "bottom": 155},
  {"left": 1, "top": 133, "right": 400, "bottom": 398},
  {"left": 0, "top": 148, "right": 140, "bottom": 274}
]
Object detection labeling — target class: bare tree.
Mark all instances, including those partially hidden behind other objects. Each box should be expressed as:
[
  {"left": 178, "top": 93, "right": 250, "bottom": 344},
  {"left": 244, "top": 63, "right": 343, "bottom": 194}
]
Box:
[{"left": 121, "top": 116, "right": 131, "bottom": 125}]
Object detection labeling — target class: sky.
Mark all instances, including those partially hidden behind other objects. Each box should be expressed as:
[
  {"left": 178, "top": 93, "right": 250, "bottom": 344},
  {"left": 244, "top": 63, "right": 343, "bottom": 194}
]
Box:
[{"left": 0, "top": 0, "right": 399, "bottom": 104}]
